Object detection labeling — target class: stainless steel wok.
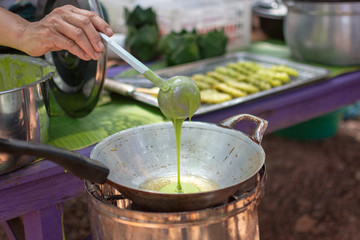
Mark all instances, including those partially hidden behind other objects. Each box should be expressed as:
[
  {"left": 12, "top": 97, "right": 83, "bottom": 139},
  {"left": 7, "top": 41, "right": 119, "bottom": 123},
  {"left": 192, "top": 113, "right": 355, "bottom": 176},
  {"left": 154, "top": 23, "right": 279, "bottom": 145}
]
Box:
[
  {"left": 91, "top": 113, "right": 267, "bottom": 211},
  {"left": 0, "top": 114, "right": 267, "bottom": 212}
]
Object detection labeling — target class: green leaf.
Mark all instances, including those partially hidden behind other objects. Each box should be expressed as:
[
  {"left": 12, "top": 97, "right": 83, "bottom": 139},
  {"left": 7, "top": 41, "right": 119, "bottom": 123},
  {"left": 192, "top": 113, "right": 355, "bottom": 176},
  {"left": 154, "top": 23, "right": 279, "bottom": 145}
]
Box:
[
  {"left": 126, "top": 25, "right": 160, "bottom": 61},
  {"left": 160, "top": 31, "right": 201, "bottom": 66},
  {"left": 198, "top": 29, "right": 228, "bottom": 59},
  {"left": 125, "top": 5, "right": 158, "bottom": 29},
  {"left": 83, "top": 98, "right": 166, "bottom": 136},
  {"left": 48, "top": 115, "right": 108, "bottom": 150},
  {"left": 49, "top": 95, "right": 166, "bottom": 150}
]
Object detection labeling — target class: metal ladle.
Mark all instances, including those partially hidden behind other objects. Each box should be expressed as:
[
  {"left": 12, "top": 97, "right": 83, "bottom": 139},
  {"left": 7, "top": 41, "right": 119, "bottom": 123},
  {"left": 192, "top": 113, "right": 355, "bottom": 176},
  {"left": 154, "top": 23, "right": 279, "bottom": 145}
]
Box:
[{"left": 100, "top": 33, "right": 200, "bottom": 120}]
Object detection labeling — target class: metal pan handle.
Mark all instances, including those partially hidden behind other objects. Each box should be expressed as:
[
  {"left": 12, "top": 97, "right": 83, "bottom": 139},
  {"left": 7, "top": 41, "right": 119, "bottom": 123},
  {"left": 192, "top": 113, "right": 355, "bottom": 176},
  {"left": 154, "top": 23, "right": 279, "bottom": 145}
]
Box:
[
  {"left": 0, "top": 138, "right": 109, "bottom": 183},
  {"left": 218, "top": 114, "right": 268, "bottom": 144}
]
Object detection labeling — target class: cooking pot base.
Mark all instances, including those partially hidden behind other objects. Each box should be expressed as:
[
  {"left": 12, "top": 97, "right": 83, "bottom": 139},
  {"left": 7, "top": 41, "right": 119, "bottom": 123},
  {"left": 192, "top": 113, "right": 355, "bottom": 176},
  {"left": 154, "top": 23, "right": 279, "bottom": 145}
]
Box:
[{"left": 85, "top": 166, "right": 266, "bottom": 240}]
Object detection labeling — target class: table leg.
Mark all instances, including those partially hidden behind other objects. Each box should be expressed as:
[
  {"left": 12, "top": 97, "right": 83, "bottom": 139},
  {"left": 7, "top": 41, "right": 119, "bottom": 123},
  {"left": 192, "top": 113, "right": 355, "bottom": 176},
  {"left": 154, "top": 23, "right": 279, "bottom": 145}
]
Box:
[
  {"left": 1, "top": 218, "right": 24, "bottom": 240},
  {"left": 23, "top": 203, "right": 64, "bottom": 240}
]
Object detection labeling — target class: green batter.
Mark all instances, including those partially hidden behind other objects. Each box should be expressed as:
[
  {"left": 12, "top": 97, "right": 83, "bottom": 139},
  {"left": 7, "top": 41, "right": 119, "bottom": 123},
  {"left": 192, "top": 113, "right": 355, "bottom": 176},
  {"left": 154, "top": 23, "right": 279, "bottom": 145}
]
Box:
[
  {"left": 143, "top": 70, "right": 201, "bottom": 193},
  {"left": 0, "top": 56, "right": 54, "bottom": 92},
  {"left": 157, "top": 76, "right": 200, "bottom": 121},
  {"left": 159, "top": 182, "right": 200, "bottom": 194},
  {"left": 173, "top": 118, "right": 185, "bottom": 192},
  {"left": 159, "top": 77, "right": 200, "bottom": 193},
  {"left": 140, "top": 175, "right": 219, "bottom": 193}
]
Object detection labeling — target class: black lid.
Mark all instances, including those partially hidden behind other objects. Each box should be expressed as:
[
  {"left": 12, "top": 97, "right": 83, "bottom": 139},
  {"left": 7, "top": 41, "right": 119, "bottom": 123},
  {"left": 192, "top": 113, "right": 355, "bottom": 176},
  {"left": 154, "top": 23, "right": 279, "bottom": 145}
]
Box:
[{"left": 38, "top": 0, "right": 107, "bottom": 118}]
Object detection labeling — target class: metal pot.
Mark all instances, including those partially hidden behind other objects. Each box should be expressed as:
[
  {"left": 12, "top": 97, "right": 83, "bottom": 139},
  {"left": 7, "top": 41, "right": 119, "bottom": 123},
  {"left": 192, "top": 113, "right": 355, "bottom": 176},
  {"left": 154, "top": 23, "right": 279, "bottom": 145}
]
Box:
[
  {"left": 284, "top": 0, "right": 360, "bottom": 66},
  {"left": 253, "top": 0, "right": 287, "bottom": 40},
  {"left": 0, "top": 54, "right": 54, "bottom": 174},
  {"left": 0, "top": 0, "right": 107, "bottom": 175}
]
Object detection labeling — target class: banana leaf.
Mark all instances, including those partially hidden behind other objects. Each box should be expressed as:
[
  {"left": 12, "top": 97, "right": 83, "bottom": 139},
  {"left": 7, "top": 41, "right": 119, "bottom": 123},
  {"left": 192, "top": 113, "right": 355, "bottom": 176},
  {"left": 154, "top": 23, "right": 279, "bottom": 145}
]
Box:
[
  {"left": 49, "top": 95, "right": 166, "bottom": 150},
  {"left": 124, "top": 5, "right": 157, "bottom": 29},
  {"left": 126, "top": 25, "right": 160, "bottom": 61},
  {"left": 198, "top": 29, "right": 228, "bottom": 59},
  {"left": 159, "top": 31, "right": 201, "bottom": 66}
]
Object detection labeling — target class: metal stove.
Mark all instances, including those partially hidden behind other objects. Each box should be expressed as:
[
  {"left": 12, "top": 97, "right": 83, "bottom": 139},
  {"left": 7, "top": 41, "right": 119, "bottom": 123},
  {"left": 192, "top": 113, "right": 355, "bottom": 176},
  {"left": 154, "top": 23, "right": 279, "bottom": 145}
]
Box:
[{"left": 85, "top": 166, "right": 266, "bottom": 240}]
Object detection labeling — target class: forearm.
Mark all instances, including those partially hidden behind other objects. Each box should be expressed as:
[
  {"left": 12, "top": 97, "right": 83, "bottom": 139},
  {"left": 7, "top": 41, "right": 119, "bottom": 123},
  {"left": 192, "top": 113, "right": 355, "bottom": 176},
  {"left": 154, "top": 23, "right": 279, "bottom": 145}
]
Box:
[
  {"left": 0, "top": 5, "right": 113, "bottom": 60},
  {"left": 0, "top": 7, "right": 29, "bottom": 51}
]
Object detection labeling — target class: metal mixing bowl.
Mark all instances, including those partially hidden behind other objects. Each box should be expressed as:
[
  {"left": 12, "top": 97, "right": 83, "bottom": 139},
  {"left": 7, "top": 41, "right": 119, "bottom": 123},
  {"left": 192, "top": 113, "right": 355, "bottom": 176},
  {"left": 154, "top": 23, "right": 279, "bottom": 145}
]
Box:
[
  {"left": 284, "top": 0, "right": 360, "bottom": 66},
  {"left": 0, "top": 54, "right": 54, "bottom": 174}
]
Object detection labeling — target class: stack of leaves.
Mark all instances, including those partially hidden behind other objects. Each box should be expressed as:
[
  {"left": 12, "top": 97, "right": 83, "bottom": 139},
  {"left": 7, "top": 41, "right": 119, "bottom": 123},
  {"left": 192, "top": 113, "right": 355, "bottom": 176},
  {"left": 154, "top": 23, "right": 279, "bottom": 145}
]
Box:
[
  {"left": 125, "top": 6, "right": 160, "bottom": 62},
  {"left": 159, "top": 29, "right": 228, "bottom": 66}
]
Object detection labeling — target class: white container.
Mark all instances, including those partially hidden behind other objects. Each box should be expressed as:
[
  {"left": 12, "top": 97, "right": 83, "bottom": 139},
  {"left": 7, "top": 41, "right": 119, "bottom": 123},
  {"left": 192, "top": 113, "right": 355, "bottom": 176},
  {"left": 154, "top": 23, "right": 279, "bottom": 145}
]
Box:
[
  {"left": 136, "top": 0, "right": 253, "bottom": 51},
  {"left": 99, "top": 0, "right": 136, "bottom": 33}
]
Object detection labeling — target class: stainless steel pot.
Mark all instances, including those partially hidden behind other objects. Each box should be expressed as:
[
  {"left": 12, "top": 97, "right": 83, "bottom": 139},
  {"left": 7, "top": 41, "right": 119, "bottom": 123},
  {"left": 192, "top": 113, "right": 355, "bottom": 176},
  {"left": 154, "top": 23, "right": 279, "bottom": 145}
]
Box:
[
  {"left": 253, "top": 0, "right": 287, "bottom": 40},
  {"left": 0, "top": 0, "right": 107, "bottom": 175},
  {"left": 284, "top": 0, "right": 360, "bottom": 66},
  {"left": 0, "top": 54, "right": 54, "bottom": 174}
]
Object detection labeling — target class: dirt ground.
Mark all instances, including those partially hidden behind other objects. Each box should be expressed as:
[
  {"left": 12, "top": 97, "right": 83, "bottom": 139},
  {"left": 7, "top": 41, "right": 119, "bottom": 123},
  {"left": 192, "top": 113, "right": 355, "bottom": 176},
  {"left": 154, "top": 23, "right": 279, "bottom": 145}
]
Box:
[
  {"left": 259, "top": 116, "right": 360, "bottom": 240},
  {"left": 1, "top": 115, "right": 359, "bottom": 240},
  {"left": 65, "top": 115, "right": 360, "bottom": 240}
]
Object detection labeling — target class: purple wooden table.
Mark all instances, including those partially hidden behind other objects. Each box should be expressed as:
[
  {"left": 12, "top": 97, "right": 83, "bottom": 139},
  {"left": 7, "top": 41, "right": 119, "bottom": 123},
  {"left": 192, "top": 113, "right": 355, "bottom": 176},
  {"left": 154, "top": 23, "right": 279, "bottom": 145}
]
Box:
[{"left": 0, "top": 70, "right": 359, "bottom": 239}]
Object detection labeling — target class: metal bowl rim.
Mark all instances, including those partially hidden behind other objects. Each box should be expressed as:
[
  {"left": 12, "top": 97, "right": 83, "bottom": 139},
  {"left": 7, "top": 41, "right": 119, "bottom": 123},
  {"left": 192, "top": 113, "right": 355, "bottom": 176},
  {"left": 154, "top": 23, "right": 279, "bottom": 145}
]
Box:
[
  {"left": 91, "top": 121, "right": 266, "bottom": 197},
  {"left": 0, "top": 54, "right": 55, "bottom": 95},
  {"left": 84, "top": 165, "right": 266, "bottom": 215}
]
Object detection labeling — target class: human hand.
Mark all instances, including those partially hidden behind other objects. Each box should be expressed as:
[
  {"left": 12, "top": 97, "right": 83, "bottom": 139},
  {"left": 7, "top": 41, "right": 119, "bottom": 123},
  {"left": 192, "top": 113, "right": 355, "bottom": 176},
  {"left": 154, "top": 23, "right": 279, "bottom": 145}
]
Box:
[{"left": 19, "top": 5, "right": 113, "bottom": 61}]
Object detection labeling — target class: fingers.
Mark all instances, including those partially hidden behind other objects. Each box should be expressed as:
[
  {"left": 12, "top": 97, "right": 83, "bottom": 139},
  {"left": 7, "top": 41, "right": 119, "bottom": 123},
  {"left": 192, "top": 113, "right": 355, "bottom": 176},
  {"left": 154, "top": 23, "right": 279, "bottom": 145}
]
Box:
[
  {"left": 49, "top": 5, "right": 113, "bottom": 60},
  {"left": 62, "top": 13, "right": 104, "bottom": 55},
  {"left": 49, "top": 31, "right": 92, "bottom": 61},
  {"left": 70, "top": 6, "right": 113, "bottom": 36},
  {"left": 55, "top": 16, "right": 100, "bottom": 59},
  {"left": 19, "top": 19, "right": 91, "bottom": 60}
]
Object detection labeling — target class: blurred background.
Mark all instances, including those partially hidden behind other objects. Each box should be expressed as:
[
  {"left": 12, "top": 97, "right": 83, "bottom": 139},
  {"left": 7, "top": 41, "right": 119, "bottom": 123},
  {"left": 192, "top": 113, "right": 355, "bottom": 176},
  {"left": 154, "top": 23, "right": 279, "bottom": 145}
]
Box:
[{"left": 1, "top": 0, "right": 359, "bottom": 239}]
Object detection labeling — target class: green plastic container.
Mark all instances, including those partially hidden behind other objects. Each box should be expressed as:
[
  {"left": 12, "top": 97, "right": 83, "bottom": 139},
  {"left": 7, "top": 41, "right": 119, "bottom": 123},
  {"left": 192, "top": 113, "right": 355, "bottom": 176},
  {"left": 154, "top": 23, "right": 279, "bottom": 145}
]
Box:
[{"left": 274, "top": 108, "right": 345, "bottom": 141}]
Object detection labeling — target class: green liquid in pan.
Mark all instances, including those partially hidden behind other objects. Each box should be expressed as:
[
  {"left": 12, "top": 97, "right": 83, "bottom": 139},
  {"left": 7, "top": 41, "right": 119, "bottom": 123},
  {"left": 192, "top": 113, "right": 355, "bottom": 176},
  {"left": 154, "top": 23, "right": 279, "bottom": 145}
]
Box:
[
  {"left": 159, "top": 182, "right": 200, "bottom": 194},
  {"left": 143, "top": 71, "right": 202, "bottom": 193},
  {"left": 168, "top": 101, "right": 199, "bottom": 193},
  {"left": 173, "top": 118, "right": 185, "bottom": 192},
  {"left": 140, "top": 175, "right": 219, "bottom": 194}
]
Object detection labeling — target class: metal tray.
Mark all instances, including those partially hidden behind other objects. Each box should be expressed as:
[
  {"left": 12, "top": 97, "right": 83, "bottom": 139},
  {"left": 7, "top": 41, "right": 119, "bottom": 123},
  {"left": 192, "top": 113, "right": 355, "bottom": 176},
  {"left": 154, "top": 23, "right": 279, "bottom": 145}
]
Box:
[{"left": 107, "top": 52, "right": 331, "bottom": 116}]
